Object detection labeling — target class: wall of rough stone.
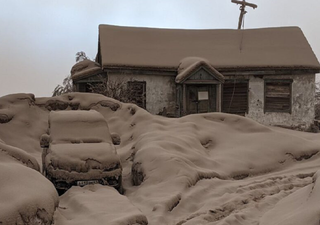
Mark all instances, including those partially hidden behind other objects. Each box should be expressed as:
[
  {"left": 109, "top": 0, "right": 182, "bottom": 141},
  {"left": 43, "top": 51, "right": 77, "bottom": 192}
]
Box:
[
  {"left": 109, "top": 72, "right": 315, "bottom": 129},
  {"left": 108, "top": 73, "right": 176, "bottom": 116},
  {"left": 246, "top": 74, "right": 315, "bottom": 130}
]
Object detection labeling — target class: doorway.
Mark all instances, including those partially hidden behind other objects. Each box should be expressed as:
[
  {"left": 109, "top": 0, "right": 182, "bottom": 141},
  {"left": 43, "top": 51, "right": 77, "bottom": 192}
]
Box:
[{"left": 186, "top": 84, "right": 217, "bottom": 114}]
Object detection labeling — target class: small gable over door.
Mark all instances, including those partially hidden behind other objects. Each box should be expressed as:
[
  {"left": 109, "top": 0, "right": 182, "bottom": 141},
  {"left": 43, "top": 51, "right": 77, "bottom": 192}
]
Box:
[
  {"left": 187, "top": 67, "right": 219, "bottom": 82},
  {"left": 175, "top": 59, "right": 224, "bottom": 84}
]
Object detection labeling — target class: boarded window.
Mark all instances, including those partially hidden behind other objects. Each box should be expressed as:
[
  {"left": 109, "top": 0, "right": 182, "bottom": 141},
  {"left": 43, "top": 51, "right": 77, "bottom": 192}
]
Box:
[
  {"left": 128, "top": 81, "right": 146, "bottom": 109},
  {"left": 222, "top": 80, "right": 248, "bottom": 115},
  {"left": 265, "top": 80, "right": 292, "bottom": 113}
]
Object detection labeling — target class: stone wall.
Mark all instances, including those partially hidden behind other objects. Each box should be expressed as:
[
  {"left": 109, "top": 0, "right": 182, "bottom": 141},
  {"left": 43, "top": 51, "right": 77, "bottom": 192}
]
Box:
[
  {"left": 108, "top": 73, "right": 176, "bottom": 116},
  {"left": 246, "top": 74, "right": 315, "bottom": 130},
  {"left": 109, "top": 72, "right": 315, "bottom": 130}
]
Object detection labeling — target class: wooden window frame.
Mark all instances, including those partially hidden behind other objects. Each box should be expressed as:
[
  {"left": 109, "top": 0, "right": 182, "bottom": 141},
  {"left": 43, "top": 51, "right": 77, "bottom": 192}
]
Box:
[
  {"left": 127, "top": 81, "right": 146, "bottom": 109},
  {"left": 264, "top": 79, "right": 292, "bottom": 113},
  {"left": 222, "top": 79, "right": 249, "bottom": 115}
]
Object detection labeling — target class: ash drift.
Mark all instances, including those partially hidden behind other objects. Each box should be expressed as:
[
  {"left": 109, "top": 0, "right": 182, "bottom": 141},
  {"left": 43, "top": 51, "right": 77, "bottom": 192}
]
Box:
[{"left": 1, "top": 93, "right": 320, "bottom": 224}]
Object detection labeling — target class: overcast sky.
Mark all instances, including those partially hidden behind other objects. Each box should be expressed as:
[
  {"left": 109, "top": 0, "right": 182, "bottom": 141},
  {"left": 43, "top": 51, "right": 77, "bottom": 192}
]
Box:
[{"left": 1, "top": 0, "right": 320, "bottom": 97}]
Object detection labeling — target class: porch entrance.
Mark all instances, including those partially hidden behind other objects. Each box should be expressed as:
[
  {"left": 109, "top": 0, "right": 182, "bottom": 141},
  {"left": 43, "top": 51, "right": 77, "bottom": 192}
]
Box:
[
  {"left": 175, "top": 59, "right": 224, "bottom": 116},
  {"left": 186, "top": 84, "right": 217, "bottom": 114}
]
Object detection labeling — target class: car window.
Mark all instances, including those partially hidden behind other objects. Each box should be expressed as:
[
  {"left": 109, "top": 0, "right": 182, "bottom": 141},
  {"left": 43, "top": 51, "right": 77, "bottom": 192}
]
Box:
[{"left": 49, "top": 110, "right": 113, "bottom": 144}]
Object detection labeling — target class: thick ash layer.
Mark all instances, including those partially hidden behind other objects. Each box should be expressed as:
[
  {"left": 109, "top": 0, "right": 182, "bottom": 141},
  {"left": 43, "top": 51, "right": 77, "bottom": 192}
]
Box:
[{"left": 1, "top": 93, "right": 320, "bottom": 224}]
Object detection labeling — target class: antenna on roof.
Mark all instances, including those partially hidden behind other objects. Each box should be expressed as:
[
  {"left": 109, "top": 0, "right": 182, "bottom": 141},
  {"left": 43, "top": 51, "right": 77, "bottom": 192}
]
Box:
[{"left": 231, "top": 0, "right": 257, "bottom": 29}]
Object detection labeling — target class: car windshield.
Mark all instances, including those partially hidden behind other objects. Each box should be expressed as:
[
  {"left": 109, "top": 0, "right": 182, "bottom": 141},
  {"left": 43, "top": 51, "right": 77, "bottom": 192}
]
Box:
[{"left": 49, "top": 110, "right": 112, "bottom": 144}]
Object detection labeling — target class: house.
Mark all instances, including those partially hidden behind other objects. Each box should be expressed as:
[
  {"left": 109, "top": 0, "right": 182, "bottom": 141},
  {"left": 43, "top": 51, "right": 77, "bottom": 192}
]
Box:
[{"left": 71, "top": 24, "right": 320, "bottom": 130}]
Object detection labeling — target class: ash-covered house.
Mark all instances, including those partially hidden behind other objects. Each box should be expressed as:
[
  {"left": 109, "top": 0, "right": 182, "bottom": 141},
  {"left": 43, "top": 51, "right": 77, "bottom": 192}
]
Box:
[{"left": 71, "top": 24, "right": 320, "bottom": 130}]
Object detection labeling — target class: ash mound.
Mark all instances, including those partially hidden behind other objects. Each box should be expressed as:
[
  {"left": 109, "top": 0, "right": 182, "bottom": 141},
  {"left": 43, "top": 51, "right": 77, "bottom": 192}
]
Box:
[{"left": 1, "top": 92, "right": 320, "bottom": 225}]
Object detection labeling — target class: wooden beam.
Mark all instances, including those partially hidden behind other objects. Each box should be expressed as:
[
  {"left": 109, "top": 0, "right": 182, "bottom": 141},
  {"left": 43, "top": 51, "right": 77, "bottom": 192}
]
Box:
[
  {"left": 183, "top": 80, "right": 221, "bottom": 84},
  {"left": 231, "top": 0, "right": 257, "bottom": 9},
  {"left": 231, "top": 0, "right": 257, "bottom": 29}
]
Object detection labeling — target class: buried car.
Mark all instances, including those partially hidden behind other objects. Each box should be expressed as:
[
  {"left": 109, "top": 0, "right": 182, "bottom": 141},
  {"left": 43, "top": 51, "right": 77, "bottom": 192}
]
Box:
[{"left": 41, "top": 110, "right": 123, "bottom": 194}]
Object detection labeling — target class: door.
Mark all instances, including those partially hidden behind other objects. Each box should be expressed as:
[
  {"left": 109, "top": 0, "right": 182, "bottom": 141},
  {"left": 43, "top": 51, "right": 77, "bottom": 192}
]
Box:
[{"left": 186, "top": 84, "right": 216, "bottom": 114}]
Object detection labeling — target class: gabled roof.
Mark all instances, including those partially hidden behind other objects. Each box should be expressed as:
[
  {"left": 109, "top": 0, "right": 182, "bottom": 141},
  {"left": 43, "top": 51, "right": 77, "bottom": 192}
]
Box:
[
  {"left": 71, "top": 60, "right": 102, "bottom": 81},
  {"left": 98, "top": 25, "right": 320, "bottom": 71},
  {"left": 176, "top": 57, "right": 224, "bottom": 83}
]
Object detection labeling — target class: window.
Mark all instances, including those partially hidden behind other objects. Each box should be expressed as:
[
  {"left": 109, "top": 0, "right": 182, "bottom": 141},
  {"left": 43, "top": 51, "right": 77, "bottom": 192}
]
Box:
[
  {"left": 265, "top": 80, "right": 292, "bottom": 113},
  {"left": 127, "top": 81, "right": 146, "bottom": 109},
  {"left": 222, "top": 80, "right": 248, "bottom": 115},
  {"left": 78, "top": 83, "right": 92, "bottom": 92}
]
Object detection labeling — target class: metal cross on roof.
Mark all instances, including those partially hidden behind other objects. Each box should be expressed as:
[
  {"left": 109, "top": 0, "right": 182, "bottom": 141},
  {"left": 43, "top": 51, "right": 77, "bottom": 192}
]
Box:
[{"left": 231, "top": 0, "right": 257, "bottom": 29}]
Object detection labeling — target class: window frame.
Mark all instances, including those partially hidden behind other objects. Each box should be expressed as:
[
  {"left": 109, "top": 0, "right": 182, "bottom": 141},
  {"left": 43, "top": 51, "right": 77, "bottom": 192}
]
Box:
[
  {"left": 222, "top": 79, "right": 249, "bottom": 115},
  {"left": 264, "top": 79, "right": 293, "bottom": 114},
  {"left": 127, "top": 81, "right": 147, "bottom": 109}
]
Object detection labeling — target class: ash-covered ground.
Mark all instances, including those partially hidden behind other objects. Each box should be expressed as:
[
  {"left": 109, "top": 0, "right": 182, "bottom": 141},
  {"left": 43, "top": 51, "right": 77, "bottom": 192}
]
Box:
[{"left": 1, "top": 93, "right": 320, "bottom": 225}]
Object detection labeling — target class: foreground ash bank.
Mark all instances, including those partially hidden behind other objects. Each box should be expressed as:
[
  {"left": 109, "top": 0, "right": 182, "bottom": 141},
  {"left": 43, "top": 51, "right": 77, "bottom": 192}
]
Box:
[{"left": 71, "top": 25, "right": 320, "bottom": 130}]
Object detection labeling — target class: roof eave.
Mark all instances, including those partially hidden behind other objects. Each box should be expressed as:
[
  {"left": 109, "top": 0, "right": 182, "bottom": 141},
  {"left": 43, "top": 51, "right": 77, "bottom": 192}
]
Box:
[
  {"left": 217, "top": 66, "right": 320, "bottom": 75},
  {"left": 103, "top": 64, "right": 177, "bottom": 73},
  {"left": 103, "top": 64, "right": 320, "bottom": 74}
]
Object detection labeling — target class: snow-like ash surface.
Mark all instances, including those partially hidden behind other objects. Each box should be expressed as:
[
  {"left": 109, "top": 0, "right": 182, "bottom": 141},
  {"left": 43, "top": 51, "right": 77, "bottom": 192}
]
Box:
[
  {"left": 0, "top": 139, "right": 58, "bottom": 225},
  {"left": 54, "top": 185, "right": 148, "bottom": 225},
  {"left": 49, "top": 110, "right": 113, "bottom": 144},
  {"left": 1, "top": 92, "right": 320, "bottom": 224}
]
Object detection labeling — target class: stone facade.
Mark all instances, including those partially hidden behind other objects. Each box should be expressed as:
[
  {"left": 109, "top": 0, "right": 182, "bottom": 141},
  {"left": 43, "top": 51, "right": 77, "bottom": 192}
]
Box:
[
  {"left": 107, "top": 73, "right": 177, "bottom": 116},
  {"left": 246, "top": 74, "right": 315, "bottom": 130},
  {"left": 110, "top": 72, "right": 315, "bottom": 129},
  {"left": 73, "top": 67, "right": 316, "bottom": 130}
]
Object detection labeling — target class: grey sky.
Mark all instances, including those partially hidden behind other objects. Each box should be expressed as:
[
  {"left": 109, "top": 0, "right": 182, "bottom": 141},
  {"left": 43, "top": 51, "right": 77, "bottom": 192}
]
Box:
[{"left": 1, "top": 0, "right": 319, "bottom": 97}]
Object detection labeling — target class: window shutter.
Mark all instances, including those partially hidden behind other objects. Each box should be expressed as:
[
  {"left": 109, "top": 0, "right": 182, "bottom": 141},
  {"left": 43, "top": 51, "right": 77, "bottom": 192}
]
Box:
[
  {"left": 222, "top": 81, "right": 248, "bottom": 115},
  {"left": 265, "top": 80, "right": 292, "bottom": 113}
]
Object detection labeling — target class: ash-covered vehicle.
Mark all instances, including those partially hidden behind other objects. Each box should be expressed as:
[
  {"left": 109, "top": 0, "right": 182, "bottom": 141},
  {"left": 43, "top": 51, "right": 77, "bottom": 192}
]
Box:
[{"left": 41, "top": 110, "right": 123, "bottom": 194}]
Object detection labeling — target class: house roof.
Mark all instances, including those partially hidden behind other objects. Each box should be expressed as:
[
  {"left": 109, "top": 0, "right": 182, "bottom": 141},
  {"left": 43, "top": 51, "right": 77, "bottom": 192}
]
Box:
[
  {"left": 71, "top": 60, "right": 102, "bottom": 81},
  {"left": 98, "top": 25, "right": 320, "bottom": 72}
]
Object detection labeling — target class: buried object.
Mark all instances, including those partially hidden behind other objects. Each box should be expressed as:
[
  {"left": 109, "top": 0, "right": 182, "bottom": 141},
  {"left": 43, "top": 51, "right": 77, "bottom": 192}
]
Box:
[{"left": 40, "top": 110, "right": 123, "bottom": 194}]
